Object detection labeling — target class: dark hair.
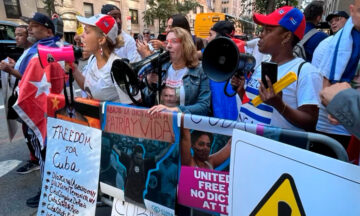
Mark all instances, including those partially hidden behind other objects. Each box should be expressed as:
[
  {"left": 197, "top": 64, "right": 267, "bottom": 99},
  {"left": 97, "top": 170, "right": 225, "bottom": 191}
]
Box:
[
  {"left": 191, "top": 130, "right": 213, "bottom": 146},
  {"left": 16, "top": 24, "right": 28, "bottom": 30},
  {"left": 304, "top": 1, "right": 324, "bottom": 22},
  {"left": 170, "top": 14, "right": 191, "bottom": 33}
]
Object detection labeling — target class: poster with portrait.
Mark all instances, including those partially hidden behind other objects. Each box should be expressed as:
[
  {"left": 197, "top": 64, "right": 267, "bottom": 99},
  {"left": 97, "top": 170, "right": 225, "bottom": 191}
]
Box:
[
  {"left": 177, "top": 113, "right": 234, "bottom": 215},
  {"left": 37, "top": 117, "right": 102, "bottom": 216},
  {"left": 100, "top": 103, "right": 179, "bottom": 216}
]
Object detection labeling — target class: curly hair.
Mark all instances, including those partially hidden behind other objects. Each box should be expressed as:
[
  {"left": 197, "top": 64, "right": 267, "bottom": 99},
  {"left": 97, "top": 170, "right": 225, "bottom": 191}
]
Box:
[{"left": 168, "top": 27, "right": 199, "bottom": 68}]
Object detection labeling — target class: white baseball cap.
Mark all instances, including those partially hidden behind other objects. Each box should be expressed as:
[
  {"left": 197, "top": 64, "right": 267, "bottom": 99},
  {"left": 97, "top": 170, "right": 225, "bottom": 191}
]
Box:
[{"left": 76, "top": 14, "right": 118, "bottom": 45}]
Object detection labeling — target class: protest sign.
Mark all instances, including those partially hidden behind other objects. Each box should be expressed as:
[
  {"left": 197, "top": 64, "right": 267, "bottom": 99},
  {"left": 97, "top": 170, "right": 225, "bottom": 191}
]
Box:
[
  {"left": 178, "top": 166, "right": 229, "bottom": 214},
  {"left": 177, "top": 114, "right": 232, "bottom": 215},
  {"left": 100, "top": 104, "right": 179, "bottom": 216},
  {"left": 229, "top": 129, "right": 360, "bottom": 216},
  {"left": 37, "top": 117, "right": 102, "bottom": 216}
]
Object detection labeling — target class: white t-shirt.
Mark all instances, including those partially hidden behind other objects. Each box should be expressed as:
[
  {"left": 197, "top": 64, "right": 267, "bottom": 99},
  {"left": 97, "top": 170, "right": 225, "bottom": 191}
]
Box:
[
  {"left": 164, "top": 65, "right": 187, "bottom": 106},
  {"left": 237, "top": 57, "right": 322, "bottom": 131},
  {"left": 83, "top": 53, "right": 140, "bottom": 103},
  {"left": 312, "top": 35, "right": 350, "bottom": 136},
  {"left": 115, "top": 31, "right": 141, "bottom": 63}
]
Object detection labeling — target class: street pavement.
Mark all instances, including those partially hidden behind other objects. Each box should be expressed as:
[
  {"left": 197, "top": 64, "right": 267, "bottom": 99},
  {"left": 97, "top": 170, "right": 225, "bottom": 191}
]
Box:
[{"left": 0, "top": 88, "right": 111, "bottom": 216}]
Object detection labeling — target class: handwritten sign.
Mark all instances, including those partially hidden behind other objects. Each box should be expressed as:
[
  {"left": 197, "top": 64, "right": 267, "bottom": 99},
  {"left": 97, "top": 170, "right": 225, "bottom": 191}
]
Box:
[
  {"left": 37, "top": 117, "right": 102, "bottom": 216},
  {"left": 104, "top": 104, "right": 175, "bottom": 143},
  {"left": 178, "top": 166, "right": 229, "bottom": 214}
]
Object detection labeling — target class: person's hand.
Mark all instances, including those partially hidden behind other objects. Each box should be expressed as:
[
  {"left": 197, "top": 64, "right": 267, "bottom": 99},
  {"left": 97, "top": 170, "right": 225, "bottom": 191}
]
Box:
[
  {"left": 0, "top": 60, "right": 14, "bottom": 73},
  {"left": 146, "top": 72, "right": 159, "bottom": 85},
  {"left": 320, "top": 82, "right": 351, "bottom": 107},
  {"left": 258, "top": 75, "right": 283, "bottom": 108},
  {"left": 148, "top": 104, "right": 179, "bottom": 115},
  {"left": 150, "top": 39, "right": 165, "bottom": 50},
  {"left": 328, "top": 114, "right": 340, "bottom": 125},
  {"left": 136, "top": 40, "right": 152, "bottom": 58},
  {"left": 230, "top": 75, "right": 245, "bottom": 94},
  {"left": 7, "top": 57, "right": 15, "bottom": 67}
]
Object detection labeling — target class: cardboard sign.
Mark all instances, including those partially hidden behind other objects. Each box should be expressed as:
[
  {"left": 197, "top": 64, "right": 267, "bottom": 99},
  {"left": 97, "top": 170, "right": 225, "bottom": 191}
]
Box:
[
  {"left": 37, "top": 117, "right": 102, "bottom": 216},
  {"left": 229, "top": 129, "right": 360, "bottom": 216}
]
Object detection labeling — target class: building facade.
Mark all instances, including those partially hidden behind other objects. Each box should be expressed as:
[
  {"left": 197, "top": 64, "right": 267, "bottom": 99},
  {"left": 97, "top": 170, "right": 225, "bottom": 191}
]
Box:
[
  {"left": 323, "top": 0, "right": 352, "bottom": 17},
  {"left": 0, "top": 0, "right": 154, "bottom": 42}
]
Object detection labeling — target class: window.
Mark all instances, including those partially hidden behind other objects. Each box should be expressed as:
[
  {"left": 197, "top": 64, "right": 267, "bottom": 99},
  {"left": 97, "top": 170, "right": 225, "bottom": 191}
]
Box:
[
  {"left": 200, "top": 6, "right": 204, "bottom": 13},
  {"left": 193, "top": 7, "right": 197, "bottom": 14},
  {"left": 4, "top": 0, "right": 21, "bottom": 19},
  {"left": 222, "top": 7, "right": 228, "bottom": 13},
  {"left": 129, "top": 9, "right": 138, "bottom": 24},
  {"left": 222, "top": 0, "right": 229, "bottom": 4},
  {"left": 84, "top": 3, "right": 94, "bottom": 18}
]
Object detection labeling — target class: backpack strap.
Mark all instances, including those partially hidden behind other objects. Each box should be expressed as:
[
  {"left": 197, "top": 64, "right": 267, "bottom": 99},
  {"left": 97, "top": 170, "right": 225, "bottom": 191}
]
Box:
[
  {"left": 298, "top": 28, "right": 318, "bottom": 45},
  {"left": 297, "top": 61, "right": 307, "bottom": 78}
]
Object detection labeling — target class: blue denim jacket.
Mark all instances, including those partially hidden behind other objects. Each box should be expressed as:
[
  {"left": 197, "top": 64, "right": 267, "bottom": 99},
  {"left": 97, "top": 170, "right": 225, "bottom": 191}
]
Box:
[{"left": 142, "top": 62, "right": 211, "bottom": 115}]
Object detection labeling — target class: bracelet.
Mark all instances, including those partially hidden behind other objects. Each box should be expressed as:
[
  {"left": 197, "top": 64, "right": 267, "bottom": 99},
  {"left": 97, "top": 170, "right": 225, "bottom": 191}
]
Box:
[{"left": 280, "top": 103, "right": 287, "bottom": 115}]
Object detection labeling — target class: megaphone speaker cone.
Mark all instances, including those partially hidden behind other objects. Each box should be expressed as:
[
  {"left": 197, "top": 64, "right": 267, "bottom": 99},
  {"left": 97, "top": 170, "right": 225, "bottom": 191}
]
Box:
[{"left": 202, "top": 37, "right": 240, "bottom": 82}]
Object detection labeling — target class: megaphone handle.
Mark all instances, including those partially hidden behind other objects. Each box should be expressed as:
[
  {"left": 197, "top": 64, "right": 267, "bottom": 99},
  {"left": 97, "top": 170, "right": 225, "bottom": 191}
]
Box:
[{"left": 224, "top": 79, "right": 237, "bottom": 97}]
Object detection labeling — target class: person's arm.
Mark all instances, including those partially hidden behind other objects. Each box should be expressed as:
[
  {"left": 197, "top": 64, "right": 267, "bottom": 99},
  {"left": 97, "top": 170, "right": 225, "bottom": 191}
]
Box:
[
  {"left": 230, "top": 75, "right": 246, "bottom": 101},
  {"left": 180, "top": 115, "right": 193, "bottom": 166},
  {"left": 67, "top": 63, "right": 85, "bottom": 90},
  {"left": 209, "top": 138, "right": 231, "bottom": 168},
  {"left": 178, "top": 67, "right": 211, "bottom": 115},
  {"left": 259, "top": 76, "right": 319, "bottom": 131}
]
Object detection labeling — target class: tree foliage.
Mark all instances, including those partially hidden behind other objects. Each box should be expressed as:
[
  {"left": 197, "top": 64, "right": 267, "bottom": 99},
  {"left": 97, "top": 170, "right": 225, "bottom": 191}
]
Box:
[
  {"left": 240, "top": 0, "right": 299, "bottom": 15},
  {"left": 143, "top": 0, "right": 199, "bottom": 32},
  {"left": 42, "top": 0, "right": 57, "bottom": 15}
]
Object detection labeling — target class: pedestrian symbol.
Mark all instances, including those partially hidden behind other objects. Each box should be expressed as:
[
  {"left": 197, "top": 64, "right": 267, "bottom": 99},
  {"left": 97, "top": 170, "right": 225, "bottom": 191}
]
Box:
[{"left": 250, "top": 173, "right": 305, "bottom": 216}]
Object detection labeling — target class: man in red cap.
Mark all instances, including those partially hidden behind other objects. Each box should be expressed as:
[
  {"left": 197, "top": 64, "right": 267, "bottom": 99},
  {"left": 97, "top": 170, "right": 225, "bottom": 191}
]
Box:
[{"left": 232, "top": 6, "right": 322, "bottom": 132}]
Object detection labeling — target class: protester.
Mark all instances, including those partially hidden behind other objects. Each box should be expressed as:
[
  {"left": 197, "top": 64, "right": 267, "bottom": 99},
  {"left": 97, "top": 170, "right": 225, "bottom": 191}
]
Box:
[
  {"left": 11, "top": 12, "right": 61, "bottom": 208},
  {"left": 320, "top": 82, "right": 360, "bottom": 139},
  {"left": 146, "top": 27, "right": 210, "bottom": 115},
  {"left": 71, "top": 14, "right": 141, "bottom": 103},
  {"left": 312, "top": 11, "right": 349, "bottom": 67},
  {"left": 204, "top": 21, "right": 240, "bottom": 120},
  {"left": 315, "top": 0, "right": 360, "bottom": 149},
  {"left": 101, "top": 4, "right": 141, "bottom": 62},
  {"left": 302, "top": 1, "right": 328, "bottom": 62},
  {"left": 150, "top": 14, "right": 204, "bottom": 51},
  {"left": 326, "top": 11, "right": 350, "bottom": 34},
  {"left": 0, "top": 25, "right": 39, "bottom": 175},
  {"left": 232, "top": 6, "right": 322, "bottom": 131}
]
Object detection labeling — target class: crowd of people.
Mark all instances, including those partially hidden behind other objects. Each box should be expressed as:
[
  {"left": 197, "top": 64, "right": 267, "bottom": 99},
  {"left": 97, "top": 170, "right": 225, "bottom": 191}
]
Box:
[{"left": 1, "top": 0, "right": 360, "bottom": 210}]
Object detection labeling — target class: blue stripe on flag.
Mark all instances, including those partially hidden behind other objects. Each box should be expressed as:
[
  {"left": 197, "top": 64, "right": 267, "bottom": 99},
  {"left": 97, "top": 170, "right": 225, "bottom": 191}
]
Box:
[{"left": 240, "top": 107, "right": 272, "bottom": 124}]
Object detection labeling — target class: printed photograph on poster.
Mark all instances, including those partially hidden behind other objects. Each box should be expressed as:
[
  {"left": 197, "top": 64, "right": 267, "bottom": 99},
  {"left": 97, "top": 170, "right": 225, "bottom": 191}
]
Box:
[
  {"left": 100, "top": 133, "right": 178, "bottom": 215},
  {"left": 178, "top": 114, "right": 231, "bottom": 215},
  {"left": 37, "top": 117, "right": 102, "bottom": 216}
]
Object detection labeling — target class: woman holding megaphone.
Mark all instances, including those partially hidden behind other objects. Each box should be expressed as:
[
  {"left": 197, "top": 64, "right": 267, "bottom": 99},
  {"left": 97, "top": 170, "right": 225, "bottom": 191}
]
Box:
[
  {"left": 146, "top": 27, "right": 210, "bottom": 115},
  {"left": 70, "top": 14, "right": 140, "bottom": 103}
]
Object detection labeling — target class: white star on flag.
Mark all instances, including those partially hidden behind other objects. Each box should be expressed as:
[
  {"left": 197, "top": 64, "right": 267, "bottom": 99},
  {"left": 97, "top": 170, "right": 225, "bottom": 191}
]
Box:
[{"left": 30, "top": 73, "right": 51, "bottom": 98}]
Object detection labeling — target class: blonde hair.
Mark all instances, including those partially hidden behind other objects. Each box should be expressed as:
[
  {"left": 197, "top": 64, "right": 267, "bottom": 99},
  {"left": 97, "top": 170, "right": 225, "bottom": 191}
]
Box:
[
  {"left": 91, "top": 25, "right": 124, "bottom": 59},
  {"left": 168, "top": 27, "right": 199, "bottom": 68}
]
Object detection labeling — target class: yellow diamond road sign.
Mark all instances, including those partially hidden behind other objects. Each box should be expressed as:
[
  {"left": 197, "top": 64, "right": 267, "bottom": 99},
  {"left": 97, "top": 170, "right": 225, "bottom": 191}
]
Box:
[{"left": 250, "top": 173, "right": 306, "bottom": 216}]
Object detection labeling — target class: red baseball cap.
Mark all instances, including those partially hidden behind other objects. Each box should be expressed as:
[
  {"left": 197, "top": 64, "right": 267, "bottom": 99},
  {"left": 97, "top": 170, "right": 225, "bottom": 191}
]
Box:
[
  {"left": 253, "top": 6, "right": 306, "bottom": 40},
  {"left": 76, "top": 14, "right": 118, "bottom": 44}
]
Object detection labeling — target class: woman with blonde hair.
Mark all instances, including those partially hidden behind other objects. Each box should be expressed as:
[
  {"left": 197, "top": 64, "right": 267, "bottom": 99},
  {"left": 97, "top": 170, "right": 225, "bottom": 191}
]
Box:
[
  {"left": 71, "top": 14, "right": 140, "bottom": 103},
  {"left": 146, "top": 27, "right": 210, "bottom": 115}
]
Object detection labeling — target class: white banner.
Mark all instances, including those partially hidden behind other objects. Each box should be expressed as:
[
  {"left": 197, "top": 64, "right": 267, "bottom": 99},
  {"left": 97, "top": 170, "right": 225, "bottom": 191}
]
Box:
[
  {"left": 229, "top": 129, "right": 360, "bottom": 216},
  {"left": 37, "top": 117, "right": 102, "bottom": 216}
]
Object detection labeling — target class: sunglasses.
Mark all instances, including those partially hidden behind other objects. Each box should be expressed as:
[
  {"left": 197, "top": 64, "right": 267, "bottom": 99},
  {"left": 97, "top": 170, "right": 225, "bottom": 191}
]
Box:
[
  {"left": 143, "top": 32, "right": 150, "bottom": 34},
  {"left": 163, "top": 38, "right": 181, "bottom": 46}
]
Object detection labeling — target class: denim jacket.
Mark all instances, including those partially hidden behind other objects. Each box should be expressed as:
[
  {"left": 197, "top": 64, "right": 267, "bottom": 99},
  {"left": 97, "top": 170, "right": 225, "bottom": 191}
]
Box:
[{"left": 142, "top": 62, "right": 211, "bottom": 115}]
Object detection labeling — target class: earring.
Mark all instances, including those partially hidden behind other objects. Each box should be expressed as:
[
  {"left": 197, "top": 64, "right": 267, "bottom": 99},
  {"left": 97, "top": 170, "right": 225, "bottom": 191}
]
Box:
[{"left": 100, "top": 46, "right": 103, "bottom": 56}]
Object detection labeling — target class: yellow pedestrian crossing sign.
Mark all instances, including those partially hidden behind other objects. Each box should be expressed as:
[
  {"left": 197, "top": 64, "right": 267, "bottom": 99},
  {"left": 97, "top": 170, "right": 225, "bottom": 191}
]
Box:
[{"left": 250, "top": 173, "right": 306, "bottom": 216}]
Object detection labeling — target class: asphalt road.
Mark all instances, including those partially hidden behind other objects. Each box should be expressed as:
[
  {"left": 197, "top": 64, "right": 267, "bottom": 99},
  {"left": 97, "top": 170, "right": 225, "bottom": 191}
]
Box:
[{"left": 0, "top": 87, "right": 111, "bottom": 216}]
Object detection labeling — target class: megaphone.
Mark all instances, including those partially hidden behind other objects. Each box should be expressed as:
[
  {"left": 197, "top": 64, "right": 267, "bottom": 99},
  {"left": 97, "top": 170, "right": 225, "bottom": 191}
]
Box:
[
  {"left": 38, "top": 44, "right": 83, "bottom": 68},
  {"left": 202, "top": 36, "right": 256, "bottom": 96},
  {"left": 111, "top": 50, "right": 170, "bottom": 104}
]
